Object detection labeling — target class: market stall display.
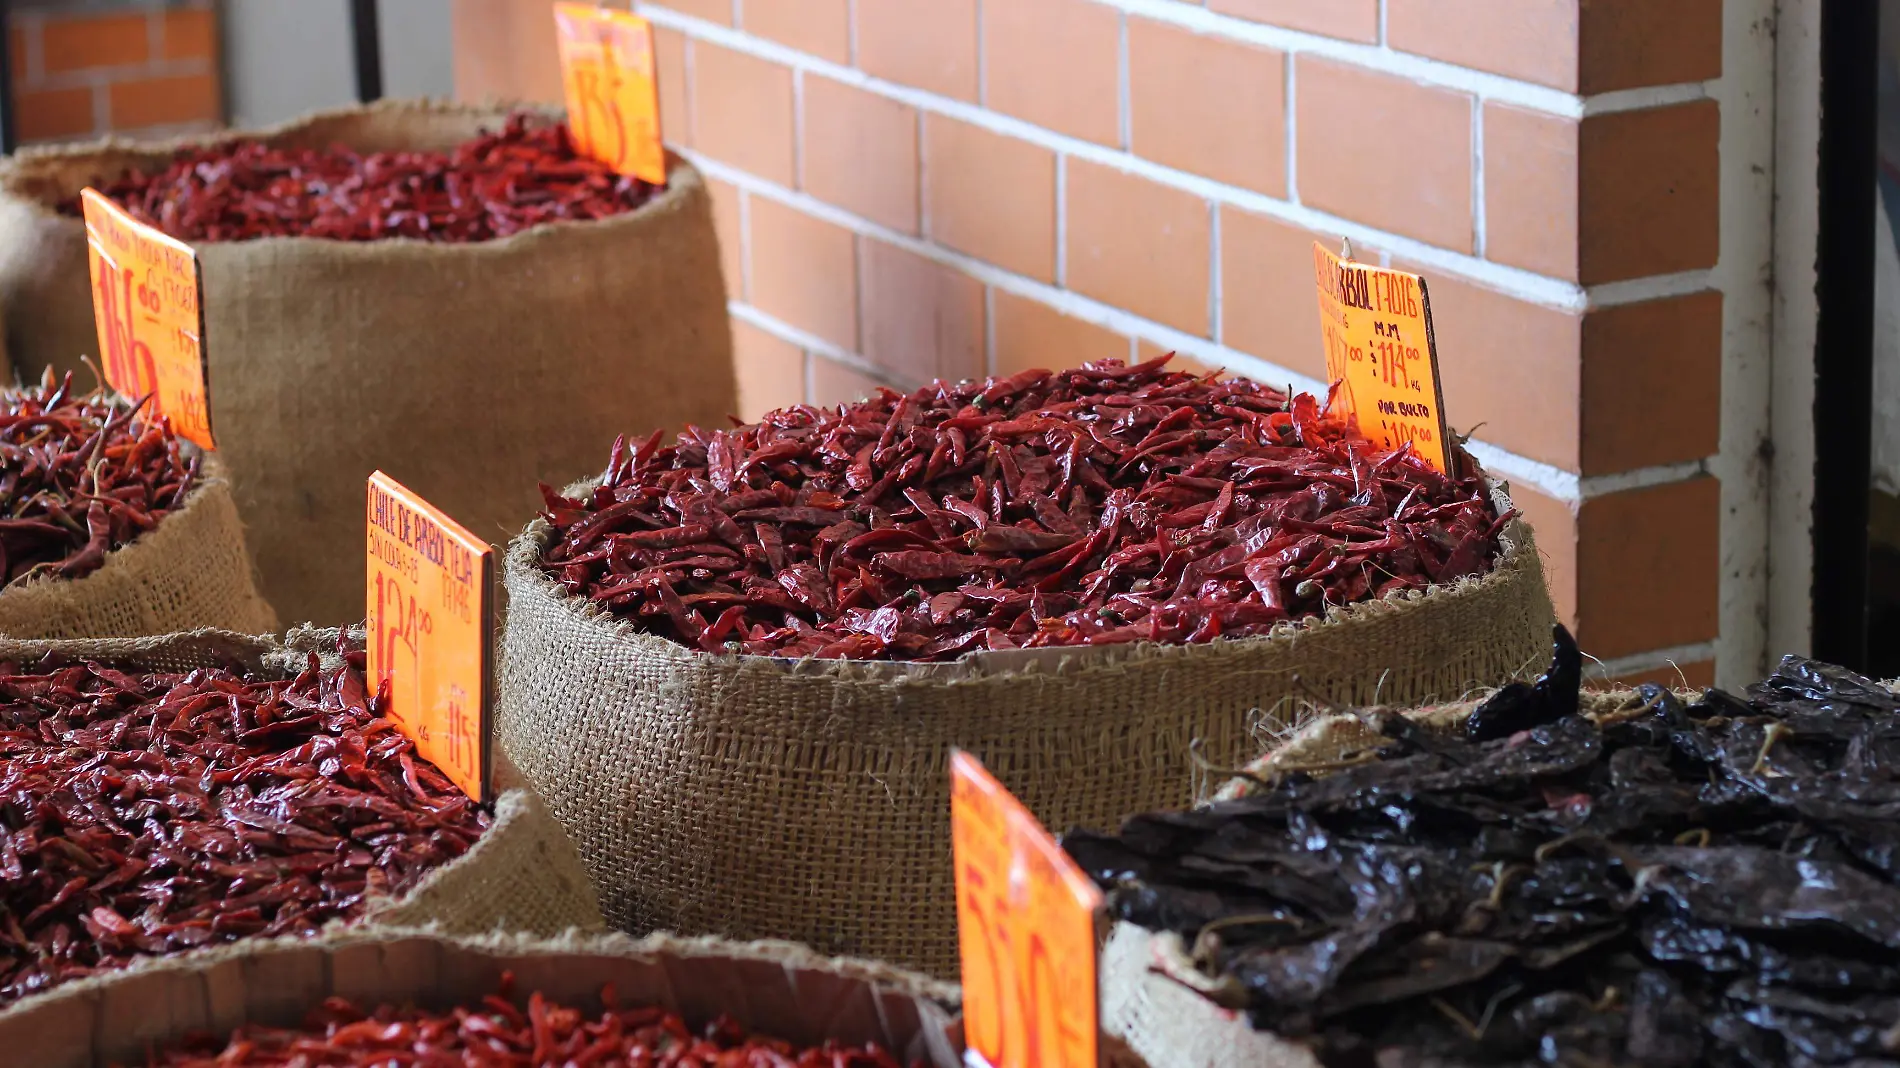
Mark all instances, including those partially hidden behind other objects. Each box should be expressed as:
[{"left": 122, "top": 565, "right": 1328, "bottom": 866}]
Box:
[
  {"left": 0, "top": 100, "right": 736, "bottom": 624},
  {"left": 0, "top": 627, "right": 601, "bottom": 1009},
  {"left": 500, "top": 355, "right": 1556, "bottom": 977},
  {"left": 0, "top": 372, "right": 274, "bottom": 638},
  {"left": 1073, "top": 631, "right": 1900, "bottom": 1067}
]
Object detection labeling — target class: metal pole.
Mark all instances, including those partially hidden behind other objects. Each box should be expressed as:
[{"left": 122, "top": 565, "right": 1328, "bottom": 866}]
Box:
[
  {"left": 350, "top": 0, "right": 384, "bottom": 103},
  {"left": 0, "top": 0, "right": 18, "bottom": 153}
]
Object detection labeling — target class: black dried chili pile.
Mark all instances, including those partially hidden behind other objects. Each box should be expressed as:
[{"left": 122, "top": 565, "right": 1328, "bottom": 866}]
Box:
[
  {"left": 59, "top": 113, "right": 658, "bottom": 243},
  {"left": 0, "top": 371, "right": 196, "bottom": 583},
  {"left": 145, "top": 973, "right": 916, "bottom": 1067},
  {"left": 0, "top": 648, "right": 488, "bottom": 1006},
  {"left": 540, "top": 357, "right": 1505, "bottom": 661},
  {"left": 1065, "top": 627, "right": 1900, "bottom": 1067}
]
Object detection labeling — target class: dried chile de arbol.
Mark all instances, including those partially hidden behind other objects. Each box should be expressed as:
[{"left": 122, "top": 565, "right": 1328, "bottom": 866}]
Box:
[
  {"left": 1064, "top": 634, "right": 1900, "bottom": 1066},
  {"left": 541, "top": 356, "right": 1507, "bottom": 661},
  {"left": 0, "top": 647, "right": 487, "bottom": 1006},
  {"left": 0, "top": 370, "right": 195, "bottom": 584},
  {"left": 145, "top": 972, "right": 917, "bottom": 1067},
  {"left": 59, "top": 114, "right": 658, "bottom": 243}
]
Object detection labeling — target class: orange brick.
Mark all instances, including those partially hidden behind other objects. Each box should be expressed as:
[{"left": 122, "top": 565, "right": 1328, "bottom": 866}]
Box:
[
  {"left": 451, "top": 0, "right": 563, "bottom": 105},
  {"left": 1386, "top": 0, "right": 1578, "bottom": 91},
  {"left": 857, "top": 0, "right": 978, "bottom": 102},
  {"left": 108, "top": 72, "right": 219, "bottom": 130},
  {"left": 14, "top": 86, "right": 96, "bottom": 143},
  {"left": 655, "top": 26, "right": 690, "bottom": 148},
  {"left": 42, "top": 11, "right": 148, "bottom": 74},
  {"left": 992, "top": 290, "right": 1127, "bottom": 377},
  {"left": 1580, "top": 0, "right": 1723, "bottom": 93},
  {"left": 802, "top": 76, "right": 918, "bottom": 232},
  {"left": 1295, "top": 58, "right": 1474, "bottom": 254},
  {"left": 1581, "top": 291, "right": 1722, "bottom": 475},
  {"left": 706, "top": 177, "right": 746, "bottom": 300},
  {"left": 733, "top": 319, "right": 806, "bottom": 421},
  {"left": 650, "top": 0, "right": 734, "bottom": 25},
  {"left": 160, "top": 8, "right": 215, "bottom": 61},
  {"left": 1505, "top": 482, "right": 1576, "bottom": 632},
  {"left": 1579, "top": 101, "right": 1720, "bottom": 284},
  {"left": 1205, "top": 0, "right": 1377, "bottom": 42},
  {"left": 1218, "top": 208, "right": 1328, "bottom": 383},
  {"left": 810, "top": 355, "right": 884, "bottom": 407},
  {"left": 691, "top": 42, "right": 795, "bottom": 186},
  {"left": 748, "top": 198, "right": 859, "bottom": 350},
  {"left": 11, "top": 24, "right": 30, "bottom": 84},
  {"left": 859, "top": 239, "right": 984, "bottom": 386},
  {"left": 983, "top": 0, "right": 1121, "bottom": 147},
  {"left": 1576, "top": 476, "right": 1721, "bottom": 660},
  {"left": 1483, "top": 104, "right": 1578, "bottom": 281},
  {"left": 923, "top": 116, "right": 1056, "bottom": 281},
  {"left": 1066, "top": 160, "right": 1211, "bottom": 336},
  {"left": 741, "top": 0, "right": 849, "bottom": 64},
  {"left": 1128, "top": 18, "right": 1285, "bottom": 196},
  {"left": 1594, "top": 660, "right": 1716, "bottom": 691}
]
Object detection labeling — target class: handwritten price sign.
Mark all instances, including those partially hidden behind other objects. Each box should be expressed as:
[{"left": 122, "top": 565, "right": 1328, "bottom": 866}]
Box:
[
  {"left": 951, "top": 750, "right": 1102, "bottom": 1068},
  {"left": 81, "top": 189, "right": 215, "bottom": 449},
  {"left": 366, "top": 472, "right": 493, "bottom": 803},
  {"left": 553, "top": 3, "right": 667, "bottom": 184},
  {"left": 1311, "top": 241, "right": 1453, "bottom": 475}
]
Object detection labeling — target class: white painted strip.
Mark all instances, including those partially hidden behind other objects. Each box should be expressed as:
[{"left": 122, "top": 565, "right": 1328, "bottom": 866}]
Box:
[
  {"left": 1579, "top": 459, "right": 1710, "bottom": 499},
  {"left": 1581, "top": 81, "right": 1715, "bottom": 117},
  {"left": 1586, "top": 270, "right": 1719, "bottom": 308},
  {"left": 1462, "top": 443, "right": 1580, "bottom": 504},
  {"left": 1584, "top": 641, "right": 1720, "bottom": 680}
]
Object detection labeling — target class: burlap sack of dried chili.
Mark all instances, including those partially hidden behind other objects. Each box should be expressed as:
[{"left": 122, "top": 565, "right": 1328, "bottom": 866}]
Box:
[
  {"left": 0, "top": 625, "right": 605, "bottom": 1014},
  {"left": 0, "top": 99, "right": 735, "bottom": 625},
  {"left": 497, "top": 361, "right": 1558, "bottom": 979},
  {"left": 0, "top": 928, "right": 963, "bottom": 1068}
]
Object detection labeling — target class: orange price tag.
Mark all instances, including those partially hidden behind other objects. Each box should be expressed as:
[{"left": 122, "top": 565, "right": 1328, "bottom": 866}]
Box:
[
  {"left": 553, "top": 3, "right": 667, "bottom": 184},
  {"left": 951, "top": 750, "right": 1102, "bottom": 1068},
  {"left": 1311, "top": 241, "right": 1452, "bottom": 474},
  {"left": 80, "top": 189, "right": 214, "bottom": 449},
  {"left": 365, "top": 472, "right": 493, "bottom": 804}
]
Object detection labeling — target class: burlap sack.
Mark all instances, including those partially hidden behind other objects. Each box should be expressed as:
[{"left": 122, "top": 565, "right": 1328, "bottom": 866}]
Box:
[
  {"left": 0, "top": 100, "right": 736, "bottom": 625},
  {"left": 498, "top": 480, "right": 1556, "bottom": 978},
  {"left": 0, "top": 627, "right": 605, "bottom": 965},
  {"left": 0, "top": 928, "right": 962, "bottom": 1068},
  {"left": 0, "top": 455, "right": 277, "bottom": 639}
]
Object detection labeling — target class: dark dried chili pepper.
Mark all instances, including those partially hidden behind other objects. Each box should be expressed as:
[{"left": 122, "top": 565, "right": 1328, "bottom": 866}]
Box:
[
  {"left": 0, "top": 370, "right": 195, "bottom": 584},
  {"left": 0, "top": 647, "right": 487, "bottom": 1006},
  {"left": 58, "top": 113, "right": 658, "bottom": 244},
  {"left": 541, "top": 356, "right": 1504, "bottom": 661},
  {"left": 145, "top": 972, "right": 919, "bottom": 1067}
]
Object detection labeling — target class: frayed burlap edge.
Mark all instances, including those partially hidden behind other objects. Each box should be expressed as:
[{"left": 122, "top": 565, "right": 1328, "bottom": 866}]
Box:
[
  {"left": 0, "top": 455, "right": 277, "bottom": 639},
  {"left": 0, "top": 928, "right": 961, "bottom": 1068}
]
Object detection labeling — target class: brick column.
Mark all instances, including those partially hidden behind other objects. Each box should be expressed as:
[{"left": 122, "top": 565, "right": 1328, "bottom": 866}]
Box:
[
  {"left": 8, "top": 0, "right": 222, "bottom": 144},
  {"left": 453, "top": 0, "right": 1760, "bottom": 684}
]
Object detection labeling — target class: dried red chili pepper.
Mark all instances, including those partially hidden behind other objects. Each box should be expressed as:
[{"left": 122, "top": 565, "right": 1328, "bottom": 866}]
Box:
[
  {"left": 0, "top": 370, "right": 195, "bottom": 584},
  {"left": 146, "top": 972, "right": 918, "bottom": 1067},
  {"left": 0, "top": 646, "right": 488, "bottom": 1006},
  {"left": 57, "top": 114, "right": 657, "bottom": 244},
  {"left": 541, "top": 356, "right": 1506, "bottom": 661}
]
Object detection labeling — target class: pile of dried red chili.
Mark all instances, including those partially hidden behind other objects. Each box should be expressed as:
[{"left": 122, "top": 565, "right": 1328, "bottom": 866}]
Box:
[
  {"left": 146, "top": 974, "right": 916, "bottom": 1067},
  {"left": 0, "top": 647, "right": 488, "bottom": 1005},
  {"left": 540, "top": 356, "right": 1506, "bottom": 661},
  {"left": 0, "top": 372, "right": 195, "bottom": 584},
  {"left": 59, "top": 113, "right": 658, "bottom": 243}
]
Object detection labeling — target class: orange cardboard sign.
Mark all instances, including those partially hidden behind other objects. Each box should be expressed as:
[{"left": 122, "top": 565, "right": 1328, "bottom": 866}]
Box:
[
  {"left": 1311, "top": 241, "right": 1452, "bottom": 475},
  {"left": 553, "top": 3, "right": 667, "bottom": 184},
  {"left": 81, "top": 189, "right": 214, "bottom": 449},
  {"left": 365, "top": 473, "right": 493, "bottom": 804},
  {"left": 951, "top": 750, "right": 1102, "bottom": 1068}
]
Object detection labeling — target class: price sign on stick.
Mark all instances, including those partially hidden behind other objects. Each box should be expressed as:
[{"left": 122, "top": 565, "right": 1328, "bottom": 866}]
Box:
[
  {"left": 365, "top": 472, "right": 493, "bottom": 804},
  {"left": 80, "top": 189, "right": 215, "bottom": 449},
  {"left": 951, "top": 750, "right": 1103, "bottom": 1068},
  {"left": 1311, "top": 240, "right": 1452, "bottom": 475},
  {"left": 553, "top": 3, "right": 667, "bottom": 184}
]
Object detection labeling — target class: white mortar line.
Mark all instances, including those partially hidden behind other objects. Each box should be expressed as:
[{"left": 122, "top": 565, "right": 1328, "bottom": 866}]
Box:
[
  {"left": 735, "top": 186, "right": 753, "bottom": 301},
  {"left": 1118, "top": 12, "right": 1132, "bottom": 151},
  {"left": 983, "top": 286, "right": 998, "bottom": 376},
  {"left": 32, "top": 57, "right": 215, "bottom": 94},
  {"left": 1471, "top": 96, "right": 1486, "bottom": 257},
  {"left": 1585, "top": 270, "right": 1719, "bottom": 308},
  {"left": 1209, "top": 201, "right": 1223, "bottom": 346},
  {"left": 1461, "top": 443, "right": 1579, "bottom": 503},
  {"left": 1582, "top": 81, "right": 1714, "bottom": 117},
  {"left": 1377, "top": 0, "right": 1389, "bottom": 45},
  {"left": 1054, "top": 155, "right": 1069, "bottom": 286},
  {"left": 845, "top": 0, "right": 859, "bottom": 66},
  {"left": 791, "top": 67, "right": 807, "bottom": 190},
  {"left": 1284, "top": 53, "right": 1299, "bottom": 204},
  {"left": 1579, "top": 458, "right": 1712, "bottom": 498},
  {"left": 644, "top": 5, "right": 1590, "bottom": 311},
  {"left": 974, "top": 0, "right": 987, "bottom": 107},
  {"left": 1585, "top": 641, "right": 1721, "bottom": 680}
]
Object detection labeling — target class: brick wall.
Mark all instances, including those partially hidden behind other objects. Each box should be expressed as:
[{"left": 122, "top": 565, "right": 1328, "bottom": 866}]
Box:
[
  {"left": 10, "top": 0, "right": 223, "bottom": 145},
  {"left": 452, "top": 0, "right": 1744, "bottom": 686}
]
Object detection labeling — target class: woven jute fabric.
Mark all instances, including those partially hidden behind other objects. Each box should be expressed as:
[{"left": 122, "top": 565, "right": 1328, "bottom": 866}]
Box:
[
  {"left": 0, "top": 928, "right": 962, "bottom": 1068},
  {"left": 498, "top": 480, "right": 1556, "bottom": 978},
  {"left": 0, "top": 455, "right": 277, "bottom": 639},
  {"left": 0, "top": 99, "right": 736, "bottom": 624}
]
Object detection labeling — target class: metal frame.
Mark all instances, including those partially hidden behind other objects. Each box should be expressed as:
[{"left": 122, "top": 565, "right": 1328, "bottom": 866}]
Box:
[
  {"left": 350, "top": 0, "right": 383, "bottom": 104},
  {"left": 0, "top": 0, "right": 17, "bottom": 153}
]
